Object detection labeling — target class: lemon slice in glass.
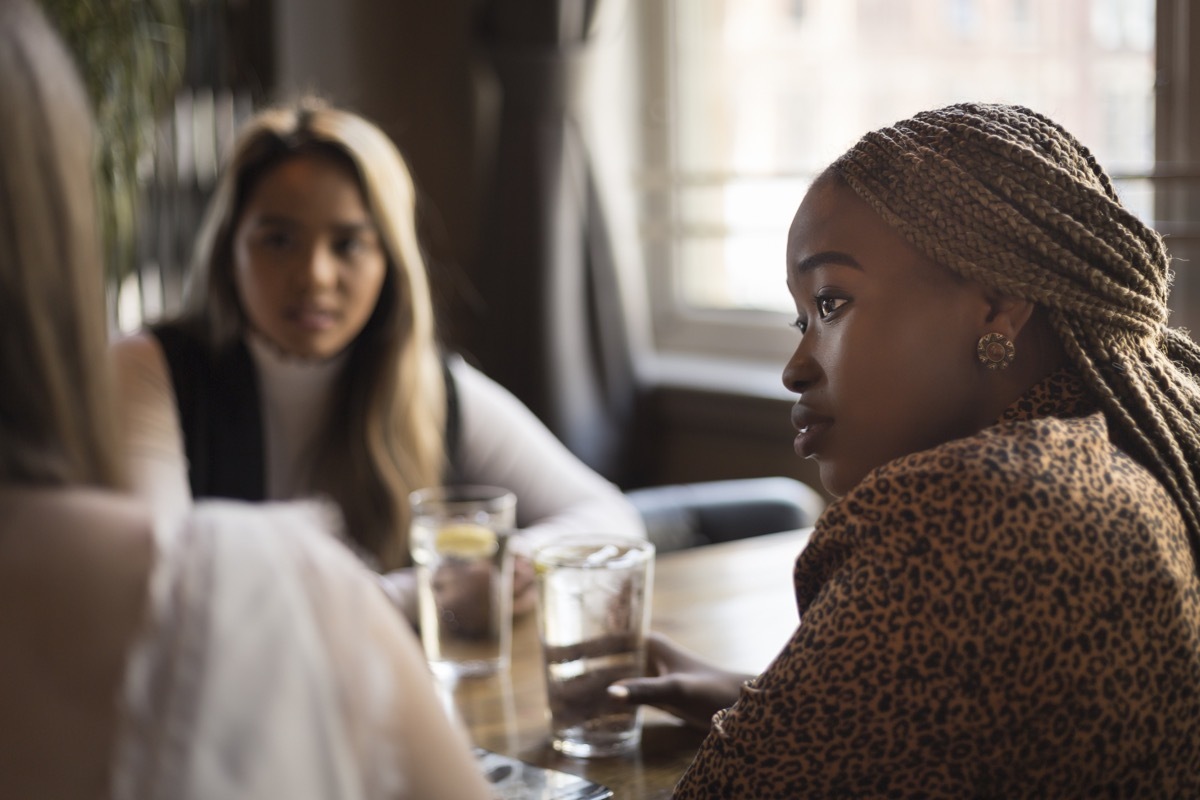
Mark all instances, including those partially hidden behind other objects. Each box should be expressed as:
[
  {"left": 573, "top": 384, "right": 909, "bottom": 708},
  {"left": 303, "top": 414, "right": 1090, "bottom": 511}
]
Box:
[{"left": 435, "top": 523, "right": 498, "bottom": 558}]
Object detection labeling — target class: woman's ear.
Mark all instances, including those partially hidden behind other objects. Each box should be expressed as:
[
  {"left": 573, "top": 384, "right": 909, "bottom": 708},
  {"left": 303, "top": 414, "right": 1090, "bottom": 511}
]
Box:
[{"left": 982, "top": 294, "right": 1037, "bottom": 340}]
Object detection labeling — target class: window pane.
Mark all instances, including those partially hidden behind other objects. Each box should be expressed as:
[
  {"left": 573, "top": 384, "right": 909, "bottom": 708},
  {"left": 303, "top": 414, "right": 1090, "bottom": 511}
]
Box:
[{"left": 667, "top": 0, "right": 1155, "bottom": 314}]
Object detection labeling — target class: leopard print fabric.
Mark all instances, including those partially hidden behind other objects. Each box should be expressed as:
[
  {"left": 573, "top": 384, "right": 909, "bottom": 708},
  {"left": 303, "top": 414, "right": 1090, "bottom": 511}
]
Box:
[{"left": 675, "top": 371, "right": 1200, "bottom": 798}]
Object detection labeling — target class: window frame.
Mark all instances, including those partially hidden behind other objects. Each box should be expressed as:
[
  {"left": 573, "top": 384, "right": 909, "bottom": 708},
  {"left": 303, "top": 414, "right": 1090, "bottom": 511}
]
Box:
[
  {"left": 637, "top": 0, "right": 799, "bottom": 365},
  {"left": 635, "top": 0, "right": 1200, "bottom": 366}
]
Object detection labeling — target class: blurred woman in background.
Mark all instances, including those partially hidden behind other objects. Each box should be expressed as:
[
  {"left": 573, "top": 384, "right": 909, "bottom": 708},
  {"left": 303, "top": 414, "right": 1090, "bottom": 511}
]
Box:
[{"left": 111, "top": 99, "right": 644, "bottom": 620}]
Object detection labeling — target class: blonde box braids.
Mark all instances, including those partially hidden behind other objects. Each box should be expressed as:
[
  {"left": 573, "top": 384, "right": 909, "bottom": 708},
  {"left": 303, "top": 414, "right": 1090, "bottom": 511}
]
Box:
[{"left": 830, "top": 102, "right": 1200, "bottom": 562}]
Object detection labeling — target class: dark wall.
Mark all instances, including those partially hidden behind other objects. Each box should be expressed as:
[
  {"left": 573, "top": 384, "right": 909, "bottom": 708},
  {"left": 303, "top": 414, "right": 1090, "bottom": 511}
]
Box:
[{"left": 275, "top": 0, "right": 485, "bottom": 348}]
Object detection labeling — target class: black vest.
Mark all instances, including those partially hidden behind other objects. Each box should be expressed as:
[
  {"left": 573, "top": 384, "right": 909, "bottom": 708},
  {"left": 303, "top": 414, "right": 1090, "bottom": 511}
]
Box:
[{"left": 151, "top": 322, "right": 460, "bottom": 501}]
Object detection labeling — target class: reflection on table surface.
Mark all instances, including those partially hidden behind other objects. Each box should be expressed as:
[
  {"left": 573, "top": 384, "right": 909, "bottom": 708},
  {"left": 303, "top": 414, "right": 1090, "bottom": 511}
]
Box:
[{"left": 437, "top": 527, "right": 813, "bottom": 800}]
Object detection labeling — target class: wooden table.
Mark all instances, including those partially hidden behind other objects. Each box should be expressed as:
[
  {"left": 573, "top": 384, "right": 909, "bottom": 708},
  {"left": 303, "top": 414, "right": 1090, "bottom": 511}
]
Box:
[{"left": 439, "top": 528, "right": 812, "bottom": 799}]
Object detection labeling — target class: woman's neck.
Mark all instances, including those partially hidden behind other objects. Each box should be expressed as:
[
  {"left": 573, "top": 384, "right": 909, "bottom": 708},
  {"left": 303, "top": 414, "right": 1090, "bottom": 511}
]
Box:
[{"left": 244, "top": 330, "right": 351, "bottom": 500}]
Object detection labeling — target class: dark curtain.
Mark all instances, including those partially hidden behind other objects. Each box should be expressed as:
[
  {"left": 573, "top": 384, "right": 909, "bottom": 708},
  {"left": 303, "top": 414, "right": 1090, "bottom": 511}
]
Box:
[{"left": 467, "top": 0, "right": 639, "bottom": 484}]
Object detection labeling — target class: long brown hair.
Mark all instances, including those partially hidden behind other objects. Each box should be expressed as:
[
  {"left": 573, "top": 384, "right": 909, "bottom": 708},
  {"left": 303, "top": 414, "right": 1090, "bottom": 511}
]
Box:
[
  {"left": 180, "top": 99, "right": 446, "bottom": 567},
  {"left": 0, "top": 0, "right": 126, "bottom": 490},
  {"left": 830, "top": 102, "right": 1200, "bottom": 559}
]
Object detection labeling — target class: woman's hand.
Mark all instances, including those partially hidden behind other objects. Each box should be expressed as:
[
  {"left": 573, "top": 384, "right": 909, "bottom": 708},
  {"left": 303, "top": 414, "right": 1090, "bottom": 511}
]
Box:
[
  {"left": 606, "top": 632, "right": 754, "bottom": 730},
  {"left": 380, "top": 555, "right": 536, "bottom": 633},
  {"left": 512, "top": 554, "right": 536, "bottom": 616},
  {"left": 434, "top": 555, "right": 537, "bottom": 632}
]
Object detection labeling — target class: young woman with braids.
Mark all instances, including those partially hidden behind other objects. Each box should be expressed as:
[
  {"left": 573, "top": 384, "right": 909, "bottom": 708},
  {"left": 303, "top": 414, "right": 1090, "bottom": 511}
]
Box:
[{"left": 610, "top": 103, "right": 1200, "bottom": 796}]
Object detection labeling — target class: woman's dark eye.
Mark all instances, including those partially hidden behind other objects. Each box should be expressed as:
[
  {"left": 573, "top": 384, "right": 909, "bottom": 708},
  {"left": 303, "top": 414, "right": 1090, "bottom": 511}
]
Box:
[
  {"left": 335, "top": 235, "right": 378, "bottom": 259},
  {"left": 261, "top": 232, "right": 289, "bottom": 249},
  {"left": 789, "top": 317, "right": 807, "bottom": 334},
  {"left": 816, "top": 296, "right": 847, "bottom": 319},
  {"left": 334, "top": 238, "right": 362, "bottom": 257}
]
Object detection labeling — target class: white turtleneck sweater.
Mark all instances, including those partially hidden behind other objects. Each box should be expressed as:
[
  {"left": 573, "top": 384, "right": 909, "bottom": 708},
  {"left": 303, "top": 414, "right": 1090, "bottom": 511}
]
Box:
[
  {"left": 111, "top": 331, "right": 645, "bottom": 555},
  {"left": 244, "top": 332, "right": 349, "bottom": 503}
]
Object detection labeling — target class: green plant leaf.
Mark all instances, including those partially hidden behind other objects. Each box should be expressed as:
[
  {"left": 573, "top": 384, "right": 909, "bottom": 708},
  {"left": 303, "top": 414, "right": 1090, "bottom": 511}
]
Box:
[{"left": 39, "top": 0, "right": 186, "bottom": 284}]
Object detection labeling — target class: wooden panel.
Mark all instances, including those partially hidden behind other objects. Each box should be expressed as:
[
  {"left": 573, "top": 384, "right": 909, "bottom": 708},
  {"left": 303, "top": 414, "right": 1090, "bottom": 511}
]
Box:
[{"left": 633, "top": 384, "right": 828, "bottom": 501}]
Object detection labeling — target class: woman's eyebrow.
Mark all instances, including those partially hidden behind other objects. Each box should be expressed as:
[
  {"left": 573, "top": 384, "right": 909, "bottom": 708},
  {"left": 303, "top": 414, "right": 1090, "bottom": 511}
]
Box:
[
  {"left": 793, "top": 250, "right": 863, "bottom": 275},
  {"left": 331, "top": 221, "right": 377, "bottom": 234},
  {"left": 248, "top": 214, "right": 299, "bottom": 228}
]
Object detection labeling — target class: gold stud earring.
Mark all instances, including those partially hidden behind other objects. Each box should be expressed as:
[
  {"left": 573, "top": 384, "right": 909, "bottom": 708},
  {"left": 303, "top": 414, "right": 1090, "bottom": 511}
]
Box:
[{"left": 976, "top": 332, "right": 1015, "bottom": 370}]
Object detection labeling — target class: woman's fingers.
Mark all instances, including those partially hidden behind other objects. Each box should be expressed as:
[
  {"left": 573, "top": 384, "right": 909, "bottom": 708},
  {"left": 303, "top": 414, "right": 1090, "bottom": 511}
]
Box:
[
  {"left": 606, "top": 633, "right": 754, "bottom": 730},
  {"left": 608, "top": 673, "right": 682, "bottom": 705},
  {"left": 512, "top": 578, "right": 537, "bottom": 616},
  {"left": 511, "top": 556, "right": 536, "bottom": 615},
  {"left": 607, "top": 674, "right": 720, "bottom": 730}
]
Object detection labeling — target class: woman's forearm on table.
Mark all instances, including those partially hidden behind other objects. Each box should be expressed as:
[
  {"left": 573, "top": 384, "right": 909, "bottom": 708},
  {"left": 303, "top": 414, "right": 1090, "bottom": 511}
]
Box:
[{"left": 449, "top": 357, "right": 645, "bottom": 544}]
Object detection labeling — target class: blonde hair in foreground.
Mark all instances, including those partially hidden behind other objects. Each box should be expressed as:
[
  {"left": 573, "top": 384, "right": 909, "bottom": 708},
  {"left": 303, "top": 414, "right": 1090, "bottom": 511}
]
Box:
[
  {"left": 0, "top": 0, "right": 125, "bottom": 489},
  {"left": 181, "top": 98, "right": 446, "bottom": 567},
  {"left": 831, "top": 102, "right": 1200, "bottom": 560}
]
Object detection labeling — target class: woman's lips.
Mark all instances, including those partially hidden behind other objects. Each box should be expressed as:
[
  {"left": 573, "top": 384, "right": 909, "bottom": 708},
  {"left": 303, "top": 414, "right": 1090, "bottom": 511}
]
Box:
[
  {"left": 793, "top": 420, "right": 831, "bottom": 458},
  {"left": 791, "top": 404, "right": 832, "bottom": 458},
  {"left": 288, "top": 307, "right": 338, "bottom": 331}
]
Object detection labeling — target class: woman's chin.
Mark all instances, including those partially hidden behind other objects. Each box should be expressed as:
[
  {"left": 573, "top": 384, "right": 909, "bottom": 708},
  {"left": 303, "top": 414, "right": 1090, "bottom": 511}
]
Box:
[{"left": 819, "top": 463, "right": 866, "bottom": 500}]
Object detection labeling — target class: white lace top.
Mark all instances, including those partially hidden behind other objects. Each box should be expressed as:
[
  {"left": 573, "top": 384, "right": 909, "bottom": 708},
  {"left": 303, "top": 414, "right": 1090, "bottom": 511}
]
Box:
[{"left": 111, "top": 500, "right": 469, "bottom": 799}]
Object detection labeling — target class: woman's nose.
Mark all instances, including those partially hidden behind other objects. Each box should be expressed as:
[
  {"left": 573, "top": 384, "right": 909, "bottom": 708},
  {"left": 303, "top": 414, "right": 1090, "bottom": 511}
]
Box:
[
  {"left": 782, "top": 341, "right": 819, "bottom": 394},
  {"left": 298, "top": 245, "right": 338, "bottom": 289}
]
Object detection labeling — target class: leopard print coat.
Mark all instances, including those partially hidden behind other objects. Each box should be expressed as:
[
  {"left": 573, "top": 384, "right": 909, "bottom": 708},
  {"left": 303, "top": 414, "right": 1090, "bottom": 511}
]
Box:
[{"left": 675, "top": 372, "right": 1200, "bottom": 798}]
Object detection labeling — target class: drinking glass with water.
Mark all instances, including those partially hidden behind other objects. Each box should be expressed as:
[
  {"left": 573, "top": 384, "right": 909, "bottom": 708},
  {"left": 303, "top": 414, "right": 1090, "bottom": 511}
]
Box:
[
  {"left": 534, "top": 535, "right": 655, "bottom": 758},
  {"left": 410, "top": 485, "right": 517, "bottom": 679}
]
